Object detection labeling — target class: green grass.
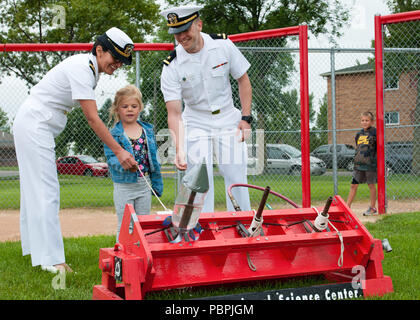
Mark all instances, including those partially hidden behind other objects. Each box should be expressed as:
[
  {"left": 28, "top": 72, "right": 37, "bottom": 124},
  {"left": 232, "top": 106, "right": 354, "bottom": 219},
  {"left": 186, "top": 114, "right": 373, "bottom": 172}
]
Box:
[
  {"left": 0, "top": 212, "right": 418, "bottom": 300},
  {"left": 1, "top": 173, "right": 419, "bottom": 210},
  {"left": 362, "top": 213, "right": 420, "bottom": 300}
]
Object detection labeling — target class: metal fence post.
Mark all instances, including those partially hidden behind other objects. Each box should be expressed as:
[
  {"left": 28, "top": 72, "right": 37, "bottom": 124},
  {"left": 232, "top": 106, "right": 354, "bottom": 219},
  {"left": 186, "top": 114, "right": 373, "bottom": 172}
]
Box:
[
  {"left": 135, "top": 51, "right": 140, "bottom": 89},
  {"left": 330, "top": 47, "right": 338, "bottom": 195}
]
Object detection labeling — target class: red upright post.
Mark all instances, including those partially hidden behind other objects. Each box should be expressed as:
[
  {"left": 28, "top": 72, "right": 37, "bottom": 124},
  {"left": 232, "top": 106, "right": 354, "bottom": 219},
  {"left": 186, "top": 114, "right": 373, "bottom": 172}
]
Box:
[
  {"left": 374, "top": 15, "right": 386, "bottom": 214},
  {"left": 299, "top": 25, "right": 311, "bottom": 208}
]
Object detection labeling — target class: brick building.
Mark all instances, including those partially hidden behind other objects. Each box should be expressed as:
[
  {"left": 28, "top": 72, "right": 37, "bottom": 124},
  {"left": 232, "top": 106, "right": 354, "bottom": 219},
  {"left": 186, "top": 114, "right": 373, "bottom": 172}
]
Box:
[{"left": 321, "top": 62, "right": 417, "bottom": 145}]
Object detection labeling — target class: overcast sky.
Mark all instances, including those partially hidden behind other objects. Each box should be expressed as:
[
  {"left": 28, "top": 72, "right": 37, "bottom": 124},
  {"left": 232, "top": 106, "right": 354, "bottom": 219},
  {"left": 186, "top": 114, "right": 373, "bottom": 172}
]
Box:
[
  {"left": 310, "top": 0, "right": 391, "bottom": 47},
  {"left": 0, "top": 0, "right": 393, "bottom": 123}
]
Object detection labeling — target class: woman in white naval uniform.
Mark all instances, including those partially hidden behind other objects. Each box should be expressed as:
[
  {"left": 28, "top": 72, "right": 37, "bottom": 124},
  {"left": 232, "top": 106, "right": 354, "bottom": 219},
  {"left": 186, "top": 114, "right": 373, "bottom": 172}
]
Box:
[
  {"left": 160, "top": 6, "right": 253, "bottom": 213},
  {"left": 13, "top": 27, "right": 138, "bottom": 273}
]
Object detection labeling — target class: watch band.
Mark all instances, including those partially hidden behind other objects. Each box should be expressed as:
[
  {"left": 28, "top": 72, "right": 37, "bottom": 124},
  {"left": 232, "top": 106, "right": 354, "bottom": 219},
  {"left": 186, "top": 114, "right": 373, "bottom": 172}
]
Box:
[{"left": 241, "top": 115, "right": 253, "bottom": 124}]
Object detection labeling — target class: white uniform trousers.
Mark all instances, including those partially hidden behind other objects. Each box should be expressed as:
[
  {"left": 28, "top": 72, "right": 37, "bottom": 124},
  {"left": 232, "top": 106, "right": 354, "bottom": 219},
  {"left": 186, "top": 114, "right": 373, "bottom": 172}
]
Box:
[
  {"left": 13, "top": 99, "right": 67, "bottom": 267},
  {"left": 185, "top": 126, "right": 251, "bottom": 213}
]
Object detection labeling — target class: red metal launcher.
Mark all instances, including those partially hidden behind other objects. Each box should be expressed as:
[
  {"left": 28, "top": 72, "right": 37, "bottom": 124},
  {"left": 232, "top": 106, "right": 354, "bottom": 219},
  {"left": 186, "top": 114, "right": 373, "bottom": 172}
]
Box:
[{"left": 92, "top": 195, "right": 393, "bottom": 300}]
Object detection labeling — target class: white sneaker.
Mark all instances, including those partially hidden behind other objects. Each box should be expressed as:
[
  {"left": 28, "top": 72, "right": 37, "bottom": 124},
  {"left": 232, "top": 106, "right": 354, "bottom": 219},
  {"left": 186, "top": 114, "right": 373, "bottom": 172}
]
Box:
[
  {"left": 41, "top": 265, "right": 59, "bottom": 273},
  {"left": 41, "top": 263, "right": 73, "bottom": 273}
]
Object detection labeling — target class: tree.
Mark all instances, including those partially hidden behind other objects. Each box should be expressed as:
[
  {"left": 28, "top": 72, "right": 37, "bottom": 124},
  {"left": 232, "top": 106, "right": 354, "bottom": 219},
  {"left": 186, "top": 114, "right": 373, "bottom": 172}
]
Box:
[
  {"left": 143, "top": 0, "right": 350, "bottom": 143},
  {"left": 311, "top": 94, "right": 328, "bottom": 150},
  {"left": 0, "top": 0, "right": 161, "bottom": 86},
  {"left": 0, "top": 0, "right": 161, "bottom": 158},
  {"left": 165, "top": 0, "right": 350, "bottom": 41},
  {"left": 0, "top": 107, "right": 10, "bottom": 132},
  {"left": 55, "top": 98, "right": 112, "bottom": 159}
]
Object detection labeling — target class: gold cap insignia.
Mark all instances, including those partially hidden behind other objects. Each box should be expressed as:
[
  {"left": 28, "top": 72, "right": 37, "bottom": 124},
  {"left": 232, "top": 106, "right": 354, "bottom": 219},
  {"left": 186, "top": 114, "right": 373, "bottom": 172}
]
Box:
[
  {"left": 167, "top": 13, "right": 178, "bottom": 25},
  {"left": 124, "top": 44, "right": 133, "bottom": 56}
]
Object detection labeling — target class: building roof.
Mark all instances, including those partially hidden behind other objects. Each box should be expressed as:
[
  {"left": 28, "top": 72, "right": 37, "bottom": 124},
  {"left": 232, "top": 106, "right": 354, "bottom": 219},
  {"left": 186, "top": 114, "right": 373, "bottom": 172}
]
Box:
[{"left": 321, "top": 61, "right": 374, "bottom": 77}]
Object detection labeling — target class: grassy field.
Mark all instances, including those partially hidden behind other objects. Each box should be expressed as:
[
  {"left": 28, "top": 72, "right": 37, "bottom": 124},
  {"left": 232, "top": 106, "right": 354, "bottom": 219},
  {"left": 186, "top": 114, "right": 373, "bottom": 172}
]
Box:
[
  {"left": 0, "top": 212, "right": 418, "bottom": 300},
  {"left": 2, "top": 172, "right": 420, "bottom": 210}
]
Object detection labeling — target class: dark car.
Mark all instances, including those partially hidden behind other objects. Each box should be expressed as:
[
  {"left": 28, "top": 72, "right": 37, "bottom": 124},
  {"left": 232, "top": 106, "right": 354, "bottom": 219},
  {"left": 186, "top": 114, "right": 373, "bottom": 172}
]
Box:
[
  {"left": 56, "top": 155, "right": 109, "bottom": 177},
  {"left": 311, "top": 144, "right": 356, "bottom": 171},
  {"left": 385, "top": 142, "right": 413, "bottom": 174}
]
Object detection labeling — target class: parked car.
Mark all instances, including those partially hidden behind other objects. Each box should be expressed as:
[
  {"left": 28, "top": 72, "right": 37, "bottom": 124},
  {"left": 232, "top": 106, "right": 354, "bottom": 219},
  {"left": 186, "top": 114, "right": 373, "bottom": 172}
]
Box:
[
  {"left": 311, "top": 144, "right": 355, "bottom": 171},
  {"left": 56, "top": 155, "right": 109, "bottom": 177},
  {"left": 385, "top": 142, "right": 413, "bottom": 174},
  {"left": 251, "top": 144, "right": 326, "bottom": 175}
]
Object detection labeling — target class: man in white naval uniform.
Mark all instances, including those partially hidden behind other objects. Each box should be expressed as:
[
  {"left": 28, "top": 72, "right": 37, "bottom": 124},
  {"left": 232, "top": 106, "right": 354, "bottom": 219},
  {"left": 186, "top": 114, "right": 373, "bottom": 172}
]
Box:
[
  {"left": 160, "top": 6, "right": 253, "bottom": 213},
  {"left": 13, "top": 27, "right": 138, "bottom": 273}
]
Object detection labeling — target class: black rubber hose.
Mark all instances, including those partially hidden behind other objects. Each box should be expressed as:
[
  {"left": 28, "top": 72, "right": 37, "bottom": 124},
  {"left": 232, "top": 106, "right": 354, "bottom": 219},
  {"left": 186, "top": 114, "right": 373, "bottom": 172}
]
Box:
[{"left": 227, "top": 183, "right": 300, "bottom": 211}]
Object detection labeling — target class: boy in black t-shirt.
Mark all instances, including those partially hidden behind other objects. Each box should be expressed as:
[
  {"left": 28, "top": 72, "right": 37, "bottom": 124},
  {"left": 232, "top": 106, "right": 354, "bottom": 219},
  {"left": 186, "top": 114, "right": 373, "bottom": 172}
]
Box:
[{"left": 346, "top": 111, "right": 378, "bottom": 215}]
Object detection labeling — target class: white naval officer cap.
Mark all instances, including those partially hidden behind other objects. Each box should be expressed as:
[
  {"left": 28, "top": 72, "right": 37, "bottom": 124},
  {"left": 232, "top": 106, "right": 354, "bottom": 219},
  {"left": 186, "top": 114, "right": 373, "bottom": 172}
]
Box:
[
  {"left": 95, "top": 27, "right": 134, "bottom": 65},
  {"left": 160, "top": 5, "right": 203, "bottom": 34}
]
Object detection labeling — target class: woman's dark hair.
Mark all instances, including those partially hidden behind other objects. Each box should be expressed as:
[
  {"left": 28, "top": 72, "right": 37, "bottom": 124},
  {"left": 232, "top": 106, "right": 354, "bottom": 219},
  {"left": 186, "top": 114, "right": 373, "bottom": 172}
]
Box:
[{"left": 91, "top": 40, "right": 109, "bottom": 56}]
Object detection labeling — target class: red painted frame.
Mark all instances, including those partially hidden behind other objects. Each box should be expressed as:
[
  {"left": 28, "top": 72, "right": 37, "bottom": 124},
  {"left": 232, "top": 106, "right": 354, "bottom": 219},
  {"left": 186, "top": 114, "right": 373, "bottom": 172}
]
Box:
[
  {"left": 374, "top": 10, "right": 420, "bottom": 214},
  {"left": 3, "top": 26, "right": 311, "bottom": 207}
]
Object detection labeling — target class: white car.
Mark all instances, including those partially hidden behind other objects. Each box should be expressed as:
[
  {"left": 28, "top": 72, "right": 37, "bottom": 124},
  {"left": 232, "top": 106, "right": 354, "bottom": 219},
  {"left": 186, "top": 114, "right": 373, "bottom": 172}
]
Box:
[{"left": 249, "top": 144, "right": 326, "bottom": 176}]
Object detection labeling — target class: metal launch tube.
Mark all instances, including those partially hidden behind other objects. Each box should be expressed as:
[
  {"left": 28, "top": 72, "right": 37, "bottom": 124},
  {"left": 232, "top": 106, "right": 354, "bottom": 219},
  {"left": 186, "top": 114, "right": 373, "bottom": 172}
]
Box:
[{"left": 172, "top": 160, "right": 209, "bottom": 233}]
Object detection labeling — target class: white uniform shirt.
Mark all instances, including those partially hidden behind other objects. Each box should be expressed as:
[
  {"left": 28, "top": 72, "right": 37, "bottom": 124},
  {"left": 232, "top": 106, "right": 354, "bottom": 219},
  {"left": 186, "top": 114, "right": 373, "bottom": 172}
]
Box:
[
  {"left": 161, "top": 33, "right": 250, "bottom": 119},
  {"left": 30, "top": 53, "right": 100, "bottom": 112}
]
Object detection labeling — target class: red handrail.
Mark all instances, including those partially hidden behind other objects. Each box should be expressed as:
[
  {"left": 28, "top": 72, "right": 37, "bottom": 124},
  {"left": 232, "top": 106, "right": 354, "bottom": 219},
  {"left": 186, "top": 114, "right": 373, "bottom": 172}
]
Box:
[
  {"left": 2, "top": 43, "right": 175, "bottom": 52},
  {"left": 229, "top": 26, "right": 300, "bottom": 42},
  {"left": 2, "top": 27, "right": 302, "bottom": 52},
  {"left": 380, "top": 10, "right": 420, "bottom": 24}
]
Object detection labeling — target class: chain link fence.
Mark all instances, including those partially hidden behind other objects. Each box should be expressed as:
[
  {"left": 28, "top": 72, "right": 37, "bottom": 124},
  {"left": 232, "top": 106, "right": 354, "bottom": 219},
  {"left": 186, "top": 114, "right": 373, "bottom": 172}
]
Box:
[{"left": 1, "top": 27, "right": 419, "bottom": 212}]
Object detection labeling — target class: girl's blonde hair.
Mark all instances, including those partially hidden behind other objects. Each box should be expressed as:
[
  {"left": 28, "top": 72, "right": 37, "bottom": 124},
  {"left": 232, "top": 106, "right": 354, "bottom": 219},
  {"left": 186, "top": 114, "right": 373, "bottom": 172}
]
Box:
[{"left": 109, "top": 85, "right": 144, "bottom": 125}]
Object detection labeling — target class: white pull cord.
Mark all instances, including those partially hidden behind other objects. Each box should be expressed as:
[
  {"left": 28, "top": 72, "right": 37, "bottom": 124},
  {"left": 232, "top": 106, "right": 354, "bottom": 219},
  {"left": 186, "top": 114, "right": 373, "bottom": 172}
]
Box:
[
  {"left": 313, "top": 207, "right": 344, "bottom": 267},
  {"left": 328, "top": 219, "right": 344, "bottom": 267},
  {"left": 246, "top": 210, "right": 263, "bottom": 271},
  {"left": 138, "top": 165, "right": 170, "bottom": 212}
]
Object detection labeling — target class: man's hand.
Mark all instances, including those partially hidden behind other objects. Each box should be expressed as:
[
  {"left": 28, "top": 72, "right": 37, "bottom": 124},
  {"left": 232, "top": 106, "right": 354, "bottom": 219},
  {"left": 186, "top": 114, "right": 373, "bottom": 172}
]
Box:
[
  {"left": 237, "top": 120, "right": 251, "bottom": 142},
  {"left": 175, "top": 150, "right": 187, "bottom": 171}
]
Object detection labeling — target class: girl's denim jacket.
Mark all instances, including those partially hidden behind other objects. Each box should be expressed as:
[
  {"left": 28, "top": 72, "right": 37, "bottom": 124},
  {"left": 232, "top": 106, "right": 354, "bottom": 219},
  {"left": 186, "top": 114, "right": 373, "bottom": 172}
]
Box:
[{"left": 104, "top": 120, "right": 163, "bottom": 197}]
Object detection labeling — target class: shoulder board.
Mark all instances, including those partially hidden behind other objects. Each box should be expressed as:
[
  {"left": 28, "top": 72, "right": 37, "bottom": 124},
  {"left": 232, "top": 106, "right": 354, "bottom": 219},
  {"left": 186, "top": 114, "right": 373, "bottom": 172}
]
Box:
[
  {"left": 163, "top": 50, "right": 177, "bottom": 66},
  {"left": 88, "top": 60, "right": 96, "bottom": 77},
  {"left": 209, "top": 33, "right": 228, "bottom": 40}
]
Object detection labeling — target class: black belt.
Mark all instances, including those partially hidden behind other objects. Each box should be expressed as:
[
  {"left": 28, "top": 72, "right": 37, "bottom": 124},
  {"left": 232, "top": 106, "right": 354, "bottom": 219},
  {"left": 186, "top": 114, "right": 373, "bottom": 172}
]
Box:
[{"left": 212, "top": 109, "right": 220, "bottom": 115}]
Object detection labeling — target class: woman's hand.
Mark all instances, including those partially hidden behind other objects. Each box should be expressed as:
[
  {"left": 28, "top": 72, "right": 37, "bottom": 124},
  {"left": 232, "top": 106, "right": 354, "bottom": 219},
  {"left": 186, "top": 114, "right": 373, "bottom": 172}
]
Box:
[{"left": 115, "top": 149, "right": 137, "bottom": 170}]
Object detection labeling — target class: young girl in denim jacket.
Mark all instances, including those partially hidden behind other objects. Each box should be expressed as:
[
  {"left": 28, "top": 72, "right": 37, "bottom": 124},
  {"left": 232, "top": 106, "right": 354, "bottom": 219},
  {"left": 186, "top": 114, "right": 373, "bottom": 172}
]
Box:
[{"left": 104, "top": 85, "right": 163, "bottom": 240}]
